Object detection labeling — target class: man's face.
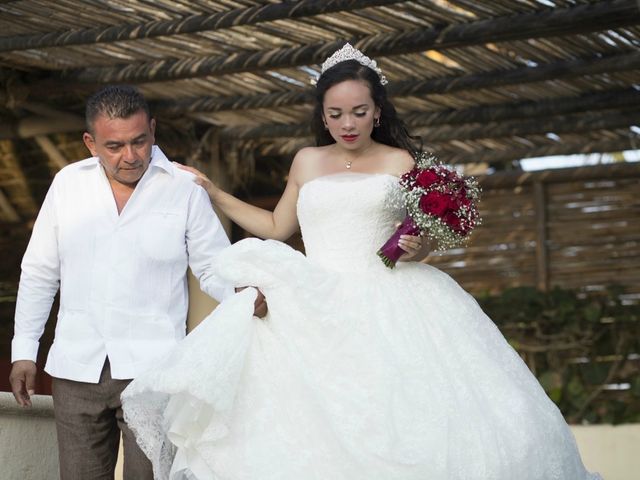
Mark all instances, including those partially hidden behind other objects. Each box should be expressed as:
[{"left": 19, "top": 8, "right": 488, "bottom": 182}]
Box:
[{"left": 83, "top": 110, "right": 156, "bottom": 187}]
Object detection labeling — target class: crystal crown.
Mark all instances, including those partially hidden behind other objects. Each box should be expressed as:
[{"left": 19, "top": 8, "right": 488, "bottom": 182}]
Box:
[{"left": 319, "top": 43, "right": 388, "bottom": 85}]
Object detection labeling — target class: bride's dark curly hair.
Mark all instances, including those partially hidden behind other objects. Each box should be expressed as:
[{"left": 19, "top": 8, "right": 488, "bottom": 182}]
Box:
[{"left": 311, "top": 59, "right": 421, "bottom": 155}]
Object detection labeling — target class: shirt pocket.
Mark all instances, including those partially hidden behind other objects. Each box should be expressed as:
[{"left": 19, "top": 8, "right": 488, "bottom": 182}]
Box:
[
  {"left": 138, "top": 210, "right": 186, "bottom": 261},
  {"left": 54, "top": 310, "right": 101, "bottom": 364},
  {"left": 106, "top": 309, "right": 180, "bottom": 365}
]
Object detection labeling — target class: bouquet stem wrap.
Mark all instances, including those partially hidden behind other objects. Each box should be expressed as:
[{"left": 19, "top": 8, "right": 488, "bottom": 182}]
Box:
[{"left": 377, "top": 216, "right": 421, "bottom": 268}]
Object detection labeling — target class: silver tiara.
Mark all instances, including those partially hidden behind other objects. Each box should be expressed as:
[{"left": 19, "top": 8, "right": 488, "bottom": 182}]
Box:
[{"left": 314, "top": 43, "right": 388, "bottom": 85}]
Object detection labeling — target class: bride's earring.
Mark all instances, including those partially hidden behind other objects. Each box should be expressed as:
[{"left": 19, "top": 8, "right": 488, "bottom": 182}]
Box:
[{"left": 374, "top": 117, "right": 381, "bottom": 127}]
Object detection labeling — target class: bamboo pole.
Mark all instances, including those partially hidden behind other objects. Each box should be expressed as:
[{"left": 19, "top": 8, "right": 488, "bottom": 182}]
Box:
[
  {"left": 0, "top": 0, "right": 403, "bottom": 52},
  {"left": 34, "top": 135, "right": 69, "bottom": 172},
  {"left": 402, "top": 89, "right": 640, "bottom": 127},
  {"left": 476, "top": 162, "right": 640, "bottom": 188},
  {"left": 153, "top": 58, "right": 640, "bottom": 115},
  {"left": 0, "top": 187, "right": 20, "bottom": 222},
  {"left": 255, "top": 135, "right": 635, "bottom": 163},
  {"left": 219, "top": 109, "right": 637, "bottom": 141},
  {"left": 437, "top": 139, "right": 636, "bottom": 166},
  {"left": 0, "top": 116, "right": 85, "bottom": 140},
  {"left": 37, "top": 0, "right": 640, "bottom": 85}
]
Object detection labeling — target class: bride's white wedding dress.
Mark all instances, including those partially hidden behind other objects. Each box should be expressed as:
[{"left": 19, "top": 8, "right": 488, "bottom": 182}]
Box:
[{"left": 122, "top": 173, "right": 600, "bottom": 480}]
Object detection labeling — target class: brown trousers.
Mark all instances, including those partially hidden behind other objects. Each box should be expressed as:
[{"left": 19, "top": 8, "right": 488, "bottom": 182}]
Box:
[{"left": 51, "top": 359, "right": 154, "bottom": 480}]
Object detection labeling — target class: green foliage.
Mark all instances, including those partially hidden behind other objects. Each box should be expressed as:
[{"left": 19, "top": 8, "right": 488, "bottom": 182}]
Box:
[{"left": 478, "top": 285, "right": 640, "bottom": 425}]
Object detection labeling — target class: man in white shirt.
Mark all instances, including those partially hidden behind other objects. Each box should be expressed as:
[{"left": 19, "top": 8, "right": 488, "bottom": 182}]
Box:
[{"left": 9, "top": 85, "right": 233, "bottom": 479}]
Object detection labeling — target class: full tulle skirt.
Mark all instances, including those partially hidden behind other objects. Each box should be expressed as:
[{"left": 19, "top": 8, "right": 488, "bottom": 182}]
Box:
[{"left": 122, "top": 238, "right": 600, "bottom": 480}]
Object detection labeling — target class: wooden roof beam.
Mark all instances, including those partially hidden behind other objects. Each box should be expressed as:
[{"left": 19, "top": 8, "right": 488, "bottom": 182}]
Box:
[
  {"left": 0, "top": 101, "right": 85, "bottom": 140},
  {"left": 34, "top": 135, "right": 69, "bottom": 172},
  {"left": 476, "top": 157, "right": 640, "bottom": 185},
  {"left": 0, "top": 141, "right": 39, "bottom": 218},
  {"left": 0, "top": 0, "right": 403, "bottom": 53},
  {"left": 420, "top": 110, "right": 638, "bottom": 143},
  {"left": 218, "top": 93, "right": 640, "bottom": 140},
  {"left": 438, "top": 139, "right": 639, "bottom": 166},
  {"left": 0, "top": 116, "right": 84, "bottom": 140},
  {"left": 0, "top": 187, "right": 21, "bottom": 223},
  {"left": 253, "top": 137, "right": 638, "bottom": 164},
  {"left": 154, "top": 51, "right": 640, "bottom": 115},
  {"left": 403, "top": 88, "right": 640, "bottom": 127},
  {"left": 38, "top": 0, "right": 640, "bottom": 85}
]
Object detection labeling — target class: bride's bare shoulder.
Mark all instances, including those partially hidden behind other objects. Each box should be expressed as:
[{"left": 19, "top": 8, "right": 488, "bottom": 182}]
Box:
[
  {"left": 378, "top": 145, "right": 415, "bottom": 174},
  {"left": 290, "top": 145, "right": 333, "bottom": 181},
  {"left": 293, "top": 145, "right": 332, "bottom": 163}
]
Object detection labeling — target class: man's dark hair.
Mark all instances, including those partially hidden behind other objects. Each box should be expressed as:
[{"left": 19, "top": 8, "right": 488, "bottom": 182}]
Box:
[{"left": 85, "top": 85, "right": 151, "bottom": 134}]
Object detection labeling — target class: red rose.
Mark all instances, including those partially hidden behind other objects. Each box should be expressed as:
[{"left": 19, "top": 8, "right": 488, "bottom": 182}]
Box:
[
  {"left": 447, "top": 195, "right": 460, "bottom": 210},
  {"left": 444, "top": 211, "right": 462, "bottom": 232},
  {"left": 419, "top": 191, "right": 451, "bottom": 216},
  {"left": 415, "top": 169, "right": 440, "bottom": 188}
]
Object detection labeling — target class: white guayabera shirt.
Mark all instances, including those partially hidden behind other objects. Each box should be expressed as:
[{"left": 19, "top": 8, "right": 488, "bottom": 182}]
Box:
[{"left": 12, "top": 146, "right": 233, "bottom": 382}]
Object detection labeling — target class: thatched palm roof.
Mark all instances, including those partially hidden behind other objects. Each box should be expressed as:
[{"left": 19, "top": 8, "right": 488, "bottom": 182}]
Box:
[{"left": 0, "top": 0, "right": 639, "bottom": 224}]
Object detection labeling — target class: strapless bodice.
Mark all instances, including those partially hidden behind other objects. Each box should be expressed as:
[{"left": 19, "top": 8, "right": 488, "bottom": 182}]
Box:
[{"left": 297, "top": 173, "right": 404, "bottom": 272}]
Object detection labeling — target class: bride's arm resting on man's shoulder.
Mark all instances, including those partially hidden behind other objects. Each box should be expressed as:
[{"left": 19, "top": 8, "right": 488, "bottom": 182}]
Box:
[
  {"left": 176, "top": 146, "right": 427, "bottom": 262},
  {"left": 176, "top": 151, "right": 308, "bottom": 241}
]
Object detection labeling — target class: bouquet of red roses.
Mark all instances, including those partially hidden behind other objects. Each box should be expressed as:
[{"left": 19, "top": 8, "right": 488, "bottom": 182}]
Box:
[{"left": 377, "top": 151, "right": 481, "bottom": 268}]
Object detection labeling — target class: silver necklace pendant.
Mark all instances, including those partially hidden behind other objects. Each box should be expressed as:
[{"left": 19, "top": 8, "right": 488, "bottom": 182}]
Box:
[{"left": 346, "top": 161, "right": 352, "bottom": 169}]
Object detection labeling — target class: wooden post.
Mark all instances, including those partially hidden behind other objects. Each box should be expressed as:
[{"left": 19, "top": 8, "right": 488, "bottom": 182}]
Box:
[
  {"left": 186, "top": 129, "right": 228, "bottom": 332},
  {"left": 207, "top": 129, "right": 232, "bottom": 237},
  {"left": 534, "top": 181, "right": 549, "bottom": 291}
]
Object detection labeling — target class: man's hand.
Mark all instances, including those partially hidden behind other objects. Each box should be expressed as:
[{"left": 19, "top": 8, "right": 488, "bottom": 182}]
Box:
[
  {"left": 235, "top": 286, "right": 268, "bottom": 318},
  {"left": 9, "top": 360, "right": 37, "bottom": 407}
]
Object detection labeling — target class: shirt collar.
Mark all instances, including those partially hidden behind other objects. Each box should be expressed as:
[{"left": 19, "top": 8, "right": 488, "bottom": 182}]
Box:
[{"left": 148, "top": 145, "right": 174, "bottom": 176}]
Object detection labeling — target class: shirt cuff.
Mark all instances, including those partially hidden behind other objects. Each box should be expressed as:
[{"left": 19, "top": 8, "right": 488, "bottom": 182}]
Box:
[
  {"left": 11, "top": 337, "right": 39, "bottom": 363},
  {"left": 217, "top": 285, "right": 235, "bottom": 302}
]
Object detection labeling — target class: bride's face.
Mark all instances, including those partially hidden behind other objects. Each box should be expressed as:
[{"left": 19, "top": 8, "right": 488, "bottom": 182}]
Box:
[{"left": 322, "top": 79, "right": 380, "bottom": 150}]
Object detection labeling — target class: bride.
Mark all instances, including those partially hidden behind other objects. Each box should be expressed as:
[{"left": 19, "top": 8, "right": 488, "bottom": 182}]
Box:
[{"left": 121, "top": 44, "right": 601, "bottom": 480}]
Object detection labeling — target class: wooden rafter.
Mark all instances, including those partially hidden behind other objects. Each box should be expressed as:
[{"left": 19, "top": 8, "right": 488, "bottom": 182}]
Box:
[
  {"left": 0, "top": 99, "right": 85, "bottom": 140},
  {"left": 402, "top": 89, "right": 640, "bottom": 127},
  {"left": 0, "top": 0, "right": 403, "bottom": 53},
  {"left": 436, "top": 138, "right": 638, "bottom": 165},
  {"left": 419, "top": 110, "right": 638, "bottom": 143},
  {"left": 35, "top": 0, "right": 639, "bottom": 86},
  {"left": 0, "top": 141, "right": 38, "bottom": 218},
  {"left": 153, "top": 51, "right": 640, "bottom": 116},
  {"left": 253, "top": 135, "right": 637, "bottom": 164},
  {"left": 34, "top": 135, "right": 68, "bottom": 172},
  {"left": 218, "top": 104, "right": 638, "bottom": 140},
  {"left": 476, "top": 160, "right": 640, "bottom": 187},
  {"left": 0, "top": 187, "right": 20, "bottom": 222},
  {"left": 0, "top": 116, "right": 84, "bottom": 140}
]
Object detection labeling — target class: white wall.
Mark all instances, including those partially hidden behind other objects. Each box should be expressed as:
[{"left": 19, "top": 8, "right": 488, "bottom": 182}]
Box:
[
  {"left": 572, "top": 424, "right": 640, "bottom": 480},
  {"left": 0, "top": 392, "right": 59, "bottom": 480}
]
